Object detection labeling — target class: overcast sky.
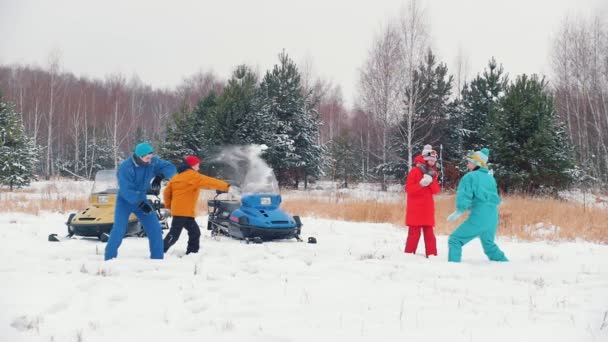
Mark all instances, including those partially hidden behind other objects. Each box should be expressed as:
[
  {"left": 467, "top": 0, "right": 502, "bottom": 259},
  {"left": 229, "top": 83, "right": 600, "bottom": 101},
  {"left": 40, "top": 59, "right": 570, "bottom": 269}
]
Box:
[{"left": 1, "top": 0, "right": 606, "bottom": 107}]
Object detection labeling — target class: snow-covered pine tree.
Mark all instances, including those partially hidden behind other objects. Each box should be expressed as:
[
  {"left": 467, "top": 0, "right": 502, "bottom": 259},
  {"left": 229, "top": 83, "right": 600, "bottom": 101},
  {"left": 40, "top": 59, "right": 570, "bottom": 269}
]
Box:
[
  {"left": 383, "top": 50, "right": 452, "bottom": 181},
  {"left": 160, "top": 94, "right": 217, "bottom": 164},
  {"left": 293, "top": 102, "right": 326, "bottom": 189},
  {"left": 0, "top": 93, "right": 39, "bottom": 190},
  {"left": 86, "top": 135, "right": 117, "bottom": 175},
  {"left": 488, "top": 74, "right": 574, "bottom": 193},
  {"left": 193, "top": 92, "right": 219, "bottom": 152},
  {"left": 436, "top": 99, "right": 469, "bottom": 188},
  {"left": 258, "top": 51, "right": 324, "bottom": 187},
  {"left": 212, "top": 65, "right": 268, "bottom": 146},
  {"left": 159, "top": 110, "right": 200, "bottom": 164},
  {"left": 459, "top": 58, "right": 508, "bottom": 152},
  {"left": 441, "top": 99, "right": 466, "bottom": 161}
]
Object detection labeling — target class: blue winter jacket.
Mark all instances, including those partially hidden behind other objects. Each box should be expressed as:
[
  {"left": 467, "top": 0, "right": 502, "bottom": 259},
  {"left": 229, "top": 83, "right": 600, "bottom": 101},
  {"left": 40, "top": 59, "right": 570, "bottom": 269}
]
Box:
[
  {"left": 455, "top": 168, "right": 501, "bottom": 212},
  {"left": 117, "top": 156, "right": 177, "bottom": 205}
]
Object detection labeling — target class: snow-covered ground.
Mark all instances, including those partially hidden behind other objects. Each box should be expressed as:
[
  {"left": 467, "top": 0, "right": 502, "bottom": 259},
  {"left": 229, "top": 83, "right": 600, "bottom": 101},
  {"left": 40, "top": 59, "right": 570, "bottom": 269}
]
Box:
[
  {"left": 1, "top": 211, "right": 607, "bottom": 342},
  {"left": 559, "top": 189, "right": 608, "bottom": 209}
]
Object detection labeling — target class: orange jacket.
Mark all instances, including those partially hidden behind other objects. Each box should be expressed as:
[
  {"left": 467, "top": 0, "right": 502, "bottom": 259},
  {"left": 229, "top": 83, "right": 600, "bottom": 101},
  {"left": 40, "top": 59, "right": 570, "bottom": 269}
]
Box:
[{"left": 163, "top": 169, "right": 230, "bottom": 218}]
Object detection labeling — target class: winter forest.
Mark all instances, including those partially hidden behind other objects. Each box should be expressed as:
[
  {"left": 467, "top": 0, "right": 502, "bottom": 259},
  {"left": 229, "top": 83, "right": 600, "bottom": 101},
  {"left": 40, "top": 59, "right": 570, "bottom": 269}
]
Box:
[
  {"left": 1, "top": 4, "right": 607, "bottom": 194},
  {"left": 2, "top": 1, "right": 608, "bottom": 341}
]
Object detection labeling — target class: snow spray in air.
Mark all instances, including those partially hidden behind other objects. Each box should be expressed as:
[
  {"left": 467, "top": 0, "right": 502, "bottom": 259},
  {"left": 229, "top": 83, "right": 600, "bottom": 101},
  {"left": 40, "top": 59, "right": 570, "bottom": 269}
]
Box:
[{"left": 204, "top": 144, "right": 278, "bottom": 195}]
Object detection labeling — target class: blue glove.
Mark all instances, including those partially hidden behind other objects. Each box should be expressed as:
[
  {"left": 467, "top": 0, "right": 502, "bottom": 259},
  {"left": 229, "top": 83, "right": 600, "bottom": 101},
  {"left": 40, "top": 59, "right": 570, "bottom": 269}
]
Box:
[{"left": 447, "top": 210, "right": 464, "bottom": 222}]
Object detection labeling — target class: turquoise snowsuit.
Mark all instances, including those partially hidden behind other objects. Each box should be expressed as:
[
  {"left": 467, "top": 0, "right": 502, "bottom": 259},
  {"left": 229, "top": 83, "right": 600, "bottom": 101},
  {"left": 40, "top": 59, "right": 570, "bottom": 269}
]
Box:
[
  {"left": 448, "top": 168, "right": 508, "bottom": 262},
  {"left": 104, "top": 156, "right": 176, "bottom": 260}
]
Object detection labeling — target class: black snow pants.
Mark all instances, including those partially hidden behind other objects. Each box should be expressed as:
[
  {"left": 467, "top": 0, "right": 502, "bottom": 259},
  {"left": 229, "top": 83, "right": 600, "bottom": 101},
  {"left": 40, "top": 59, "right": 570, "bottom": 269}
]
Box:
[{"left": 163, "top": 216, "right": 201, "bottom": 254}]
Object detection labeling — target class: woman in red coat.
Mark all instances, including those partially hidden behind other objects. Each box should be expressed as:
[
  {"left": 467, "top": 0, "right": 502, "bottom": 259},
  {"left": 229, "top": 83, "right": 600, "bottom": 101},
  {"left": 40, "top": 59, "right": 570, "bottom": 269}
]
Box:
[{"left": 404, "top": 145, "right": 440, "bottom": 257}]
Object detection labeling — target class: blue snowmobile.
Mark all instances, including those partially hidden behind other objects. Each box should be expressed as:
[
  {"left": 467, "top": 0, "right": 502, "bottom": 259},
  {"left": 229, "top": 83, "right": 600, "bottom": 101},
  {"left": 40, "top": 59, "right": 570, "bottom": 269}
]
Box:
[
  {"left": 201, "top": 145, "right": 316, "bottom": 244},
  {"left": 207, "top": 193, "right": 315, "bottom": 244}
]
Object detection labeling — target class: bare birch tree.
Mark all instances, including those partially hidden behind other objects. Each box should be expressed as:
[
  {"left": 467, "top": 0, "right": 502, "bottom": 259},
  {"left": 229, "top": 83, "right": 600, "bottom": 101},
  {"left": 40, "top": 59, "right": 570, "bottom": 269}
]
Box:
[
  {"left": 359, "top": 21, "right": 403, "bottom": 190},
  {"left": 453, "top": 46, "right": 470, "bottom": 100},
  {"left": 45, "top": 50, "right": 63, "bottom": 179},
  {"left": 175, "top": 70, "right": 224, "bottom": 111},
  {"left": 551, "top": 15, "right": 608, "bottom": 184},
  {"left": 105, "top": 73, "right": 128, "bottom": 168},
  {"left": 396, "top": 0, "right": 430, "bottom": 170}
]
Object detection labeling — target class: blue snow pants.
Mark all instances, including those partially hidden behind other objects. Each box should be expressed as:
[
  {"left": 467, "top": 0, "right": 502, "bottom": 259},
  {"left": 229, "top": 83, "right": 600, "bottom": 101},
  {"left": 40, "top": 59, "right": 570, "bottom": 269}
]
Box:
[
  {"left": 104, "top": 197, "right": 164, "bottom": 260},
  {"left": 448, "top": 205, "right": 508, "bottom": 262}
]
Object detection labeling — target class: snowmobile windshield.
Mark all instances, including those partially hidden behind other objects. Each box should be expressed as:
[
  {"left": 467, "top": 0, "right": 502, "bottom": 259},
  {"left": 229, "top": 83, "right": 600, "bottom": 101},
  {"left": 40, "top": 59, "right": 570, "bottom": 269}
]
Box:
[
  {"left": 239, "top": 176, "right": 279, "bottom": 194},
  {"left": 92, "top": 170, "right": 119, "bottom": 194}
]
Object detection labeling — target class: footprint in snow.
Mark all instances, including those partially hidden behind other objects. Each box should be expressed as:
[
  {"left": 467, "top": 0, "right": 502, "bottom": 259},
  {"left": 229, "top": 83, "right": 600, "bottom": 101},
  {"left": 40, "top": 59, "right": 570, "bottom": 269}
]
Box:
[{"left": 10, "top": 315, "right": 42, "bottom": 332}]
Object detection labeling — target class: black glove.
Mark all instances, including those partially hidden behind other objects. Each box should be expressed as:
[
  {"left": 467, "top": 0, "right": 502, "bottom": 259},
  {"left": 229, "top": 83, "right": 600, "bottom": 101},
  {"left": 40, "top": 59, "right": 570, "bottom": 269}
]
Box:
[
  {"left": 150, "top": 175, "right": 163, "bottom": 194},
  {"left": 138, "top": 200, "right": 153, "bottom": 214},
  {"left": 215, "top": 182, "right": 230, "bottom": 195}
]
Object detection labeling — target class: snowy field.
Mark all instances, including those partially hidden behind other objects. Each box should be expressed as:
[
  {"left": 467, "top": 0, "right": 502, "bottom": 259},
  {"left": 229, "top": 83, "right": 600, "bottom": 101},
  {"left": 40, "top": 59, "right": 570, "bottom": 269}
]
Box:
[{"left": 1, "top": 210, "right": 607, "bottom": 342}]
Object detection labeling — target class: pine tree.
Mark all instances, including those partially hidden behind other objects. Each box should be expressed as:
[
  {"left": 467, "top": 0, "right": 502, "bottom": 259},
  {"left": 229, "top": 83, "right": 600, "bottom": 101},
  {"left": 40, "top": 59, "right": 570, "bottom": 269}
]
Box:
[
  {"left": 195, "top": 92, "right": 219, "bottom": 150},
  {"left": 159, "top": 93, "right": 217, "bottom": 164},
  {"left": 87, "top": 135, "right": 118, "bottom": 174},
  {"left": 0, "top": 93, "right": 39, "bottom": 190},
  {"left": 405, "top": 51, "right": 453, "bottom": 145},
  {"left": 294, "top": 104, "right": 326, "bottom": 188},
  {"left": 460, "top": 58, "right": 508, "bottom": 152},
  {"left": 212, "top": 65, "right": 268, "bottom": 145},
  {"left": 489, "top": 74, "right": 574, "bottom": 193},
  {"left": 437, "top": 99, "right": 468, "bottom": 188},
  {"left": 159, "top": 110, "right": 199, "bottom": 164},
  {"left": 441, "top": 99, "right": 466, "bottom": 161},
  {"left": 258, "top": 51, "right": 324, "bottom": 187},
  {"left": 385, "top": 50, "right": 453, "bottom": 181},
  {"left": 328, "top": 131, "right": 360, "bottom": 188}
]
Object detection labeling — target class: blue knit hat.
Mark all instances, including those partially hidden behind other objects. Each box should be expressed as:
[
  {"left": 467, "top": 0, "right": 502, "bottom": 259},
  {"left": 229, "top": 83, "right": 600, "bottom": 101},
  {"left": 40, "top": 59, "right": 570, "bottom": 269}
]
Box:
[
  {"left": 134, "top": 142, "right": 154, "bottom": 157},
  {"left": 466, "top": 148, "right": 490, "bottom": 168}
]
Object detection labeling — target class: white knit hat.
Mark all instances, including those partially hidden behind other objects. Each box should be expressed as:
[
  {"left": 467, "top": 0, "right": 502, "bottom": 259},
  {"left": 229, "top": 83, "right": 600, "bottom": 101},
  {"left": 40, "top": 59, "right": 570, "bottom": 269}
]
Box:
[{"left": 421, "top": 144, "right": 437, "bottom": 162}]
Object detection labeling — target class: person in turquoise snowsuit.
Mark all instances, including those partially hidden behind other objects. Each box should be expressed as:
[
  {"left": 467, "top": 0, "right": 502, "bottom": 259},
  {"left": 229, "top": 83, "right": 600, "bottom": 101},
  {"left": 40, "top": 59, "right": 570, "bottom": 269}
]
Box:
[
  {"left": 447, "top": 148, "right": 508, "bottom": 263},
  {"left": 104, "top": 142, "right": 176, "bottom": 261}
]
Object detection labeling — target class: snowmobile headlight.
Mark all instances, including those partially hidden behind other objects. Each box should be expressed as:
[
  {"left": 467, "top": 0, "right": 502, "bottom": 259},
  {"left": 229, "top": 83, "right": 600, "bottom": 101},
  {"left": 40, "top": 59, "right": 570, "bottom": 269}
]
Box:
[
  {"left": 98, "top": 195, "right": 109, "bottom": 203},
  {"left": 260, "top": 197, "right": 272, "bottom": 205}
]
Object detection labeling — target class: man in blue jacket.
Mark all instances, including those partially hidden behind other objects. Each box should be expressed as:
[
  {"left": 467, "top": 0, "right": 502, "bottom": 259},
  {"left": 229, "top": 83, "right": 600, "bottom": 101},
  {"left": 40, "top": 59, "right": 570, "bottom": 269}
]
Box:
[
  {"left": 105, "top": 142, "right": 176, "bottom": 260},
  {"left": 447, "top": 148, "right": 508, "bottom": 263}
]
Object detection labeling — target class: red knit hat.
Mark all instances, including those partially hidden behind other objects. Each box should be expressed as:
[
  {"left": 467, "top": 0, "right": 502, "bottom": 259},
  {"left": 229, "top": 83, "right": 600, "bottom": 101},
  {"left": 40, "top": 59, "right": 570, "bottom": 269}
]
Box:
[{"left": 184, "top": 156, "right": 200, "bottom": 167}]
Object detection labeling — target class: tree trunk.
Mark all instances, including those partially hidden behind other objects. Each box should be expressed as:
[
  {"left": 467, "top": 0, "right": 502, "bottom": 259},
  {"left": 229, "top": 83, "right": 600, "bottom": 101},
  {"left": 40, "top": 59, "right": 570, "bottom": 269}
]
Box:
[
  {"left": 113, "top": 100, "right": 119, "bottom": 169},
  {"left": 46, "top": 72, "right": 54, "bottom": 179}
]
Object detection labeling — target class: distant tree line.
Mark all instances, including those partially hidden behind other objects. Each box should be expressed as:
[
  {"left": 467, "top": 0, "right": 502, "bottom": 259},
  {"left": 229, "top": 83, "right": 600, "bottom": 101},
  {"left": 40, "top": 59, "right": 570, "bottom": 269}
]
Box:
[{"left": 0, "top": 1, "right": 605, "bottom": 193}]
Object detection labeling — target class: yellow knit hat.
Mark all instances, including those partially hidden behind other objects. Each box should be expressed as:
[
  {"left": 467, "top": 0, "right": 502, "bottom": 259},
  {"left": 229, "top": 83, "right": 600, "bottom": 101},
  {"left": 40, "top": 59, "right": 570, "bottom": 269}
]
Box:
[{"left": 466, "top": 148, "right": 490, "bottom": 168}]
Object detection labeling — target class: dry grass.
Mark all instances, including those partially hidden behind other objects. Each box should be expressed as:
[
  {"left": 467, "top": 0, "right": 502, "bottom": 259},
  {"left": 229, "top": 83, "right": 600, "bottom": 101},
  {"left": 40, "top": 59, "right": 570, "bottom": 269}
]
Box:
[
  {"left": 496, "top": 195, "right": 607, "bottom": 242},
  {"left": 2, "top": 184, "right": 606, "bottom": 243},
  {"left": 0, "top": 181, "right": 89, "bottom": 215},
  {"left": 282, "top": 197, "right": 407, "bottom": 225},
  {"left": 282, "top": 194, "right": 608, "bottom": 243},
  {"left": 0, "top": 192, "right": 88, "bottom": 215}
]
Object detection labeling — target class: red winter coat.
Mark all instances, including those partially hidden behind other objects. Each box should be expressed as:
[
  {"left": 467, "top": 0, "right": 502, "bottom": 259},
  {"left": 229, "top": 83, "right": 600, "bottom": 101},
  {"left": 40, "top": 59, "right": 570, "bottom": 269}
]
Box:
[{"left": 405, "top": 155, "right": 440, "bottom": 227}]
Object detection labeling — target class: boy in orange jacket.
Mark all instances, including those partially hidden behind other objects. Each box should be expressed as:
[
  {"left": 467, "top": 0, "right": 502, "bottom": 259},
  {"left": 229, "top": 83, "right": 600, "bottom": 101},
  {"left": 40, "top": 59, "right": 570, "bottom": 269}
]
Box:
[{"left": 163, "top": 156, "right": 230, "bottom": 254}]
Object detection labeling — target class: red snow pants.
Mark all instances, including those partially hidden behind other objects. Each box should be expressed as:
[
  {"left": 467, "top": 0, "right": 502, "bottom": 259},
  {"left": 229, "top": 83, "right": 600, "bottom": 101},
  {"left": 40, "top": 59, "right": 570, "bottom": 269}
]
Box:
[{"left": 404, "top": 226, "right": 437, "bottom": 257}]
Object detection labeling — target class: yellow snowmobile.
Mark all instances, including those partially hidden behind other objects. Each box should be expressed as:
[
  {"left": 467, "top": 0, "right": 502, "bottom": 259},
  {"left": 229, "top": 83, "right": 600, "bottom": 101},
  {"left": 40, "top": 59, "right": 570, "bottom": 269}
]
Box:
[{"left": 48, "top": 169, "right": 170, "bottom": 242}]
